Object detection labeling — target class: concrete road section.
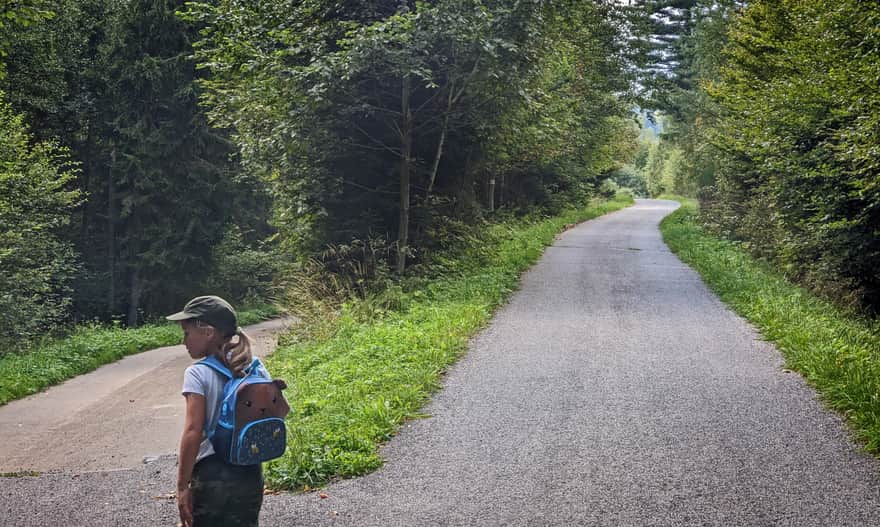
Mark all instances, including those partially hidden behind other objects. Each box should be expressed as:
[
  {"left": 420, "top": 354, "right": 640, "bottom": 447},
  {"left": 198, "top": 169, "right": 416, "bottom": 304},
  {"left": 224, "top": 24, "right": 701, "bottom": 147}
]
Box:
[
  {"left": 0, "top": 317, "right": 293, "bottom": 473},
  {"left": 2, "top": 200, "right": 879, "bottom": 526}
]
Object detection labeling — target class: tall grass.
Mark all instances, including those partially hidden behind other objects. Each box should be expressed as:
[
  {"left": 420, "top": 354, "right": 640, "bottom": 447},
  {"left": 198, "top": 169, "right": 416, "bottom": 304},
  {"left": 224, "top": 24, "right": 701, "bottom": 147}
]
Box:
[
  {"left": 660, "top": 199, "right": 880, "bottom": 453},
  {"left": 263, "top": 194, "right": 634, "bottom": 490},
  {"left": 0, "top": 303, "right": 280, "bottom": 406}
]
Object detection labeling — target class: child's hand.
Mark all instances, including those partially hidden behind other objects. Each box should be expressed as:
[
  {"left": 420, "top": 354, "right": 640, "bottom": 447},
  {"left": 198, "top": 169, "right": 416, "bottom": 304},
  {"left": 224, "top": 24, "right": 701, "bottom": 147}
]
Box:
[{"left": 177, "top": 487, "right": 194, "bottom": 527}]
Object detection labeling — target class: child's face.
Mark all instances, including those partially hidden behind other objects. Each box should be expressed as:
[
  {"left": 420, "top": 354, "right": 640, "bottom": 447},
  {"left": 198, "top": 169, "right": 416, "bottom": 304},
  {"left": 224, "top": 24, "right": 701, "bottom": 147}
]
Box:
[{"left": 180, "top": 320, "right": 219, "bottom": 359}]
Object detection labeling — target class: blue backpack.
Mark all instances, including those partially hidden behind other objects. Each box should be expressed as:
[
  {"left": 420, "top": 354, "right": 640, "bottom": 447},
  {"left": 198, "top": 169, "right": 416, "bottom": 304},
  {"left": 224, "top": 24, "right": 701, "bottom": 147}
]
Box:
[{"left": 198, "top": 356, "right": 290, "bottom": 465}]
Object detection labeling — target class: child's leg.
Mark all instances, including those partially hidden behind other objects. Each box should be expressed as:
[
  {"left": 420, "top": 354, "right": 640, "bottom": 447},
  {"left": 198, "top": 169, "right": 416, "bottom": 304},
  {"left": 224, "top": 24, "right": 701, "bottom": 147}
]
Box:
[{"left": 191, "top": 455, "right": 263, "bottom": 527}]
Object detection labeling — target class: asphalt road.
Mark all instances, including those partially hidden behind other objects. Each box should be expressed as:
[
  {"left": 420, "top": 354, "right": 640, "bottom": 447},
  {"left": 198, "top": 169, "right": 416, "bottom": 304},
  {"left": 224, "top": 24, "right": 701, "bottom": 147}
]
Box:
[{"left": 3, "top": 199, "right": 880, "bottom": 526}]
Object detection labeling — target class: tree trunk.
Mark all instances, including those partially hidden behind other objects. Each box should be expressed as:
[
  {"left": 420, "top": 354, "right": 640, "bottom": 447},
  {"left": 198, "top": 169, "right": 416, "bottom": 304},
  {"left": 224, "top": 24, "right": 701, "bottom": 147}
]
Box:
[
  {"left": 488, "top": 177, "right": 496, "bottom": 212},
  {"left": 396, "top": 75, "right": 413, "bottom": 276},
  {"left": 127, "top": 265, "right": 142, "bottom": 327},
  {"left": 426, "top": 86, "right": 454, "bottom": 197},
  {"left": 500, "top": 172, "right": 506, "bottom": 208},
  {"left": 108, "top": 149, "right": 117, "bottom": 315},
  {"left": 78, "top": 124, "right": 94, "bottom": 246},
  {"left": 426, "top": 114, "right": 448, "bottom": 197}
]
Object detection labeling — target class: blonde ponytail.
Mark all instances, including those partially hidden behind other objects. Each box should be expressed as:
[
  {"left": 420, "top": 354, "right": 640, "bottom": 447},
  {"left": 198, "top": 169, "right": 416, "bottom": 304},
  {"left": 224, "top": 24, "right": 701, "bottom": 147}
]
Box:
[{"left": 224, "top": 327, "right": 254, "bottom": 377}]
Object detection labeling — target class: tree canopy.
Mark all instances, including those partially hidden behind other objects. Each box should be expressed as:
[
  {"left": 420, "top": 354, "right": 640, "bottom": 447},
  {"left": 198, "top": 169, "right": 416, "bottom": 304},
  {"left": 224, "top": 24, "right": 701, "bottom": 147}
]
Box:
[
  {"left": 636, "top": 0, "right": 880, "bottom": 311},
  {"left": 184, "top": 0, "right": 640, "bottom": 273}
]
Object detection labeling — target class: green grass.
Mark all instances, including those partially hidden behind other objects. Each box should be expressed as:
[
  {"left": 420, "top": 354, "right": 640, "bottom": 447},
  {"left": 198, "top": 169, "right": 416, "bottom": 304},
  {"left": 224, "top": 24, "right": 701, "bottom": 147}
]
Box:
[
  {"left": 0, "top": 303, "right": 280, "bottom": 406},
  {"left": 660, "top": 198, "right": 880, "bottom": 454},
  {"left": 263, "top": 194, "right": 634, "bottom": 490},
  {"left": 0, "top": 471, "right": 41, "bottom": 478}
]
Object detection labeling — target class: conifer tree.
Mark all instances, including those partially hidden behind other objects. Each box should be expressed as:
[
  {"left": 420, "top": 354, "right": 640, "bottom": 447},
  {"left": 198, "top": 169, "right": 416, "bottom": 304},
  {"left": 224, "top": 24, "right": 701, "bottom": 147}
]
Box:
[{"left": 99, "top": 0, "right": 240, "bottom": 324}]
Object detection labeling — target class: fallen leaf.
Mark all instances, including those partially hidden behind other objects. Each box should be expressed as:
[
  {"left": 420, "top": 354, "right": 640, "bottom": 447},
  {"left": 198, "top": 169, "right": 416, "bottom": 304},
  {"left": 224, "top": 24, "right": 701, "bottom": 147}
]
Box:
[
  {"left": 152, "top": 493, "right": 176, "bottom": 501},
  {"left": 319, "top": 492, "right": 330, "bottom": 499}
]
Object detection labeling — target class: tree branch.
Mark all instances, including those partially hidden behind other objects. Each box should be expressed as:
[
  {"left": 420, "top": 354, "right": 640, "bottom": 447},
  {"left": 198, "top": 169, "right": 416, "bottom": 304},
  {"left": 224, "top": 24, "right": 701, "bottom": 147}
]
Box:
[{"left": 353, "top": 123, "right": 402, "bottom": 156}]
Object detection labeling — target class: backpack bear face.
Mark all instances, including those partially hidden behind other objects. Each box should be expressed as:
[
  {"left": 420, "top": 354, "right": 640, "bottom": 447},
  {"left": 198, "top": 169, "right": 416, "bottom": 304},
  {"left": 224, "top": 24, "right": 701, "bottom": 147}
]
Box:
[{"left": 234, "top": 379, "right": 290, "bottom": 429}]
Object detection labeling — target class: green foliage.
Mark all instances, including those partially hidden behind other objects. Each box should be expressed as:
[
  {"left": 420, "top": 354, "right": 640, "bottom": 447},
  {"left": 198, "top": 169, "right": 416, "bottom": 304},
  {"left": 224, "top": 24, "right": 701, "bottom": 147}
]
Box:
[
  {"left": 262, "top": 194, "right": 634, "bottom": 490},
  {"left": 661, "top": 200, "right": 880, "bottom": 454},
  {"left": 642, "top": 139, "right": 667, "bottom": 196},
  {"left": 0, "top": 0, "right": 54, "bottom": 79},
  {"left": 275, "top": 236, "right": 398, "bottom": 341},
  {"left": 598, "top": 179, "right": 620, "bottom": 199},
  {"left": 0, "top": 94, "right": 80, "bottom": 349},
  {"left": 184, "top": 0, "right": 638, "bottom": 272},
  {"left": 93, "top": 0, "right": 251, "bottom": 323},
  {"left": 0, "top": 0, "right": 96, "bottom": 143},
  {"left": 608, "top": 165, "right": 648, "bottom": 197},
  {"left": 701, "top": 0, "right": 880, "bottom": 310},
  {"left": 632, "top": 1, "right": 735, "bottom": 196},
  {"left": 0, "top": 0, "right": 275, "bottom": 326},
  {"left": 0, "top": 304, "right": 280, "bottom": 405},
  {"left": 482, "top": 2, "right": 640, "bottom": 211},
  {"left": 658, "top": 146, "right": 687, "bottom": 195},
  {"left": 200, "top": 226, "right": 281, "bottom": 307},
  {"left": 0, "top": 0, "right": 642, "bottom": 335},
  {"left": 643, "top": 1, "right": 880, "bottom": 311}
]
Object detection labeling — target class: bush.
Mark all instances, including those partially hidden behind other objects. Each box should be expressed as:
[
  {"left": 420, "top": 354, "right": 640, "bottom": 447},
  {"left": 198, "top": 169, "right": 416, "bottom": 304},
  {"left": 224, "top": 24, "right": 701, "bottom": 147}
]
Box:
[
  {"left": 608, "top": 165, "right": 648, "bottom": 197},
  {"left": 598, "top": 179, "right": 620, "bottom": 199},
  {"left": 615, "top": 189, "right": 635, "bottom": 201},
  {"left": 0, "top": 94, "right": 81, "bottom": 353},
  {"left": 202, "top": 226, "right": 282, "bottom": 306},
  {"left": 276, "top": 237, "right": 396, "bottom": 337}
]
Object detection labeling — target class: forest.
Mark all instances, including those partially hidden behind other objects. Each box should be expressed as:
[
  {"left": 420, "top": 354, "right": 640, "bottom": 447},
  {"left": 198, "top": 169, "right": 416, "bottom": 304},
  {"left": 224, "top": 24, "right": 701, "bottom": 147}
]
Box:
[
  {"left": 640, "top": 0, "right": 880, "bottom": 312},
  {"left": 1, "top": 0, "right": 879, "bottom": 351}
]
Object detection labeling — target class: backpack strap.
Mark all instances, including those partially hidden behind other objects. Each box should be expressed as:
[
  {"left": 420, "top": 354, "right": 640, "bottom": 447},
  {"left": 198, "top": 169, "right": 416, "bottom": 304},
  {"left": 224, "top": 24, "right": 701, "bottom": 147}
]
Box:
[
  {"left": 198, "top": 355, "right": 234, "bottom": 379},
  {"left": 244, "top": 357, "right": 263, "bottom": 377}
]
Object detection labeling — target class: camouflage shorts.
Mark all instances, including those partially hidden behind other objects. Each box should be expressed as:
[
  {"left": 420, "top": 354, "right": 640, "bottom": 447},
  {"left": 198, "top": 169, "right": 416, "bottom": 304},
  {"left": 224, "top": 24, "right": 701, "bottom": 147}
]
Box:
[{"left": 191, "top": 454, "right": 263, "bottom": 527}]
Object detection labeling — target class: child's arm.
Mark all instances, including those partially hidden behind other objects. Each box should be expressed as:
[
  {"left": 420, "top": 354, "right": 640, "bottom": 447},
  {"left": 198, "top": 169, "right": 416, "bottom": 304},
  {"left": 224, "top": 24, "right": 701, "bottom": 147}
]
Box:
[{"left": 177, "top": 393, "right": 206, "bottom": 527}]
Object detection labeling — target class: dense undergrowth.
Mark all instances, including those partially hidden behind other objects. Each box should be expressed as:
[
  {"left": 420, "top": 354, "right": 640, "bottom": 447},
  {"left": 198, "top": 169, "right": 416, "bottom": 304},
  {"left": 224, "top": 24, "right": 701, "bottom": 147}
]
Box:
[
  {"left": 0, "top": 304, "right": 280, "bottom": 406},
  {"left": 263, "top": 194, "right": 634, "bottom": 490},
  {"left": 660, "top": 198, "right": 880, "bottom": 455}
]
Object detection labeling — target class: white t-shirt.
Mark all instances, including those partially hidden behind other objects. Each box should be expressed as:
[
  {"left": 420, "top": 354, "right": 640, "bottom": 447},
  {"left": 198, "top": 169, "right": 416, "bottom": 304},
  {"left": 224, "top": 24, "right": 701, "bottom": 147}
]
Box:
[{"left": 181, "top": 358, "right": 270, "bottom": 462}]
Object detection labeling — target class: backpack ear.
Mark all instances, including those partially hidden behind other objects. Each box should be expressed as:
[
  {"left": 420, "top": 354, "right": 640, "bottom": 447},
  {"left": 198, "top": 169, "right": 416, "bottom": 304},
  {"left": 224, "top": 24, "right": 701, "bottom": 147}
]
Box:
[{"left": 270, "top": 380, "right": 291, "bottom": 418}]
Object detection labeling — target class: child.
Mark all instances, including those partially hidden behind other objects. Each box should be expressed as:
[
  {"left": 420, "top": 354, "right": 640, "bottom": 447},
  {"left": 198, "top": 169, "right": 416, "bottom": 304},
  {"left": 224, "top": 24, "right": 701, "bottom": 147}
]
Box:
[{"left": 167, "top": 295, "right": 267, "bottom": 527}]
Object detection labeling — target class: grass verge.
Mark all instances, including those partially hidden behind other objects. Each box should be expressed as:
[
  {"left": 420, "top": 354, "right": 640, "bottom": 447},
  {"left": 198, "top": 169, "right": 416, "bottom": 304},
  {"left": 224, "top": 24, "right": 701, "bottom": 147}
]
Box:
[
  {"left": 0, "top": 303, "right": 280, "bottom": 406},
  {"left": 660, "top": 198, "right": 880, "bottom": 454},
  {"left": 263, "top": 194, "right": 634, "bottom": 490}
]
